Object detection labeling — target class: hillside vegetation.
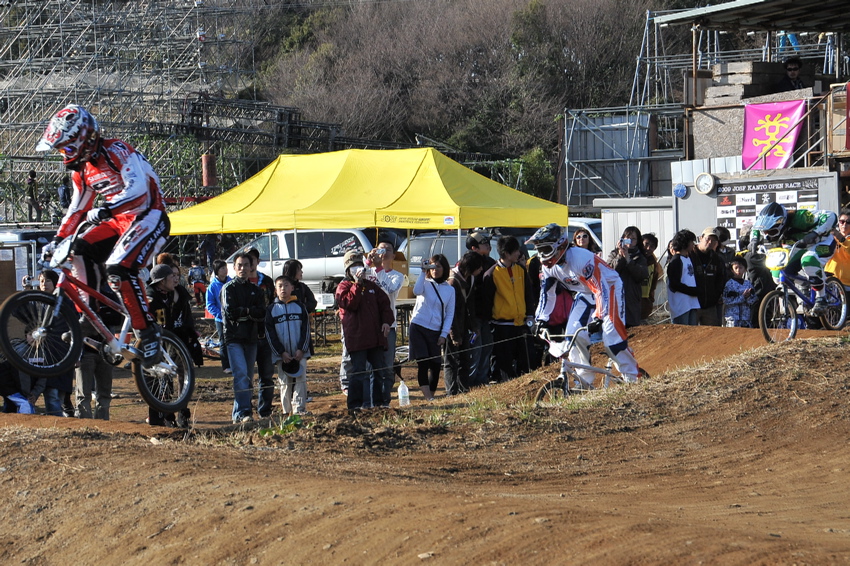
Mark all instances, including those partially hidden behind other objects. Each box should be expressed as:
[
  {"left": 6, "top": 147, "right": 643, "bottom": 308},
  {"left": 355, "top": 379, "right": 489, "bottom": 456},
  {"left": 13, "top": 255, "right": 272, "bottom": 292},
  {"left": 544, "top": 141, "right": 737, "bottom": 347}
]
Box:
[{"left": 257, "top": 0, "right": 691, "bottom": 162}]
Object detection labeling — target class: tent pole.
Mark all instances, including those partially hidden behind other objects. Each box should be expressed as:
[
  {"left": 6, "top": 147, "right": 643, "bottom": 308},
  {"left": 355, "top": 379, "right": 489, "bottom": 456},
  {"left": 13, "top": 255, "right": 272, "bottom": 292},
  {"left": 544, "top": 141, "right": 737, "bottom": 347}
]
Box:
[{"left": 457, "top": 228, "right": 462, "bottom": 263}]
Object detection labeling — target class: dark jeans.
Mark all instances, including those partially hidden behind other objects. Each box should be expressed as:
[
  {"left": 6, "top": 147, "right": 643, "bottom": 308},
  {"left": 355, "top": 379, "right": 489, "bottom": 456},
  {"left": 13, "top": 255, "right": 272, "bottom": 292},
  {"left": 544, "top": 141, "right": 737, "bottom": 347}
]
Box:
[
  {"left": 468, "top": 318, "right": 493, "bottom": 387},
  {"left": 492, "top": 324, "right": 529, "bottom": 382},
  {"left": 215, "top": 320, "right": 229, "bottom": 371},
  {"left": 443, "top": 337, "right": 471, "bottom": 395},
  {"left": 349, "top": 347, "right": 385, "bottom": 411},
  {"left": 256, "top": 339, "right": 275, "bottom": 417},
  {"left": 371, "top": 328, "right": 395, "bottom": 408}
]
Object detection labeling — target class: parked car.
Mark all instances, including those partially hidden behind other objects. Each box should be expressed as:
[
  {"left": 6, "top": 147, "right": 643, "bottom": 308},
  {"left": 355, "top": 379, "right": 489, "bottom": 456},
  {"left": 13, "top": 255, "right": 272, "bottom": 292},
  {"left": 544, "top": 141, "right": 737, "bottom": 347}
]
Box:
[
  {"left": 226, "top": 228, "right": 405, "bottom": 294},
  {"left": 406, "top": 229, "right": 536, "bottom": 285}
]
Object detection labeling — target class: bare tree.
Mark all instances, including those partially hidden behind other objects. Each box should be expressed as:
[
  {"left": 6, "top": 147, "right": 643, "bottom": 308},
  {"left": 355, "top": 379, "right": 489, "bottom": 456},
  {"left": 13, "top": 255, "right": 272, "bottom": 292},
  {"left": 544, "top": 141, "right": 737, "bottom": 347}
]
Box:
[{"left": 262, "top": 0, "right": 656, "bottom": 157}]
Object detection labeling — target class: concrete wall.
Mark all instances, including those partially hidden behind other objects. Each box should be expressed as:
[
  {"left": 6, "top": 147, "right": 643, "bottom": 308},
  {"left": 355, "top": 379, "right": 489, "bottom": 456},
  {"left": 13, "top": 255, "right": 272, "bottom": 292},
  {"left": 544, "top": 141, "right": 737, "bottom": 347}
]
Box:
[{"left": 693, "top": 89, "right": 814, "bottom": 159}]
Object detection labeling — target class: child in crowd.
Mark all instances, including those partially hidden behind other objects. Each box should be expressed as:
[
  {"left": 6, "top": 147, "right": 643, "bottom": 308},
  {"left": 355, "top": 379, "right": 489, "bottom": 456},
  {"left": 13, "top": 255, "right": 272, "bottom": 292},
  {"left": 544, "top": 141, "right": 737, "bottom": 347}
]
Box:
[
  {"left": 30, "top": 270, "right": 74, "bottom": 416},
  {"left": 722, "top": 257, "right": 758, "bottom": 327},
  {"left": 187, "top": 258, "right": 208, "bottom": 307},
  {"left": 266, "top": 275, "right": 311, "bottom": 416},
  {"left": 0, "top": 359, "right": 35, "bottom": 414}
]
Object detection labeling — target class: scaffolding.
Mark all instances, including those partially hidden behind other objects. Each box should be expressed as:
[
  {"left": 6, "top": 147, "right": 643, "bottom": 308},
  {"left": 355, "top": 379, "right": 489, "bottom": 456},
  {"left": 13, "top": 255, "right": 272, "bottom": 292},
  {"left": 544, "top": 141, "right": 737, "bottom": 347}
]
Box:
[
  {"left": 563, "top": 9, "right": 840, "bottom": 210},
  {"left": 0, "top": 0, "right": 276, "bottom": 223}
]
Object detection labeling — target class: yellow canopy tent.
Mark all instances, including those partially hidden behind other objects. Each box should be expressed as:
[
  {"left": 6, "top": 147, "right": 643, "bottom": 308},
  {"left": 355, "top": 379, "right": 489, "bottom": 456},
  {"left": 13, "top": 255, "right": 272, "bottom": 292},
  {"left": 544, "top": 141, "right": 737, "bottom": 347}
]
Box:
[{"left": 169, "top": 147, "right": 568, "bottom": 234}]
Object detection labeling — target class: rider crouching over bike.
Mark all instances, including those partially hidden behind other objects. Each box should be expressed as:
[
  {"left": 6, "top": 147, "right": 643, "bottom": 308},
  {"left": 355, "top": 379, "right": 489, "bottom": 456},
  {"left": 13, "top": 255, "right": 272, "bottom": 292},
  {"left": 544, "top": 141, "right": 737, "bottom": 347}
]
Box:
[
  {"left": 35, "top": 104, "right": 169, "bottom": 367},
  {"left": 527, "top": 223, "right": 641, "bottom": 389},
  {"left": 746, "top": 202, "right": 837, "bottom": 316}
]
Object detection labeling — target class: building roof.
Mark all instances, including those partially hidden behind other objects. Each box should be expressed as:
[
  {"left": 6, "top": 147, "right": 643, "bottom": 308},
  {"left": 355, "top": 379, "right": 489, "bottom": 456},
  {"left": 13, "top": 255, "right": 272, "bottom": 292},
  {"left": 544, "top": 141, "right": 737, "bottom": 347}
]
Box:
[{"left": 655, "top": 0, "right": 850, "bottom": 34}]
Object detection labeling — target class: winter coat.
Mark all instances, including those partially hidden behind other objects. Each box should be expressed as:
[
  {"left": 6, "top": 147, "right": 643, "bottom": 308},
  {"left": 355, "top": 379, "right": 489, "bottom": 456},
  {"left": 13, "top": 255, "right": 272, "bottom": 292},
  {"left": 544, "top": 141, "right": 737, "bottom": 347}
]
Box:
[{"left": 336, "top": 278, "right": 394, "bottom": 352}]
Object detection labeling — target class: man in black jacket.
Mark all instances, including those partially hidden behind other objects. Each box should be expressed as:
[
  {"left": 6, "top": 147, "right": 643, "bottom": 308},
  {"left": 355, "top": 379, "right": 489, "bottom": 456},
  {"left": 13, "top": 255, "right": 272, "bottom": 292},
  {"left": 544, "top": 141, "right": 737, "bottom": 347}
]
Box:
[
  {"left": 465, "top": 232, "right": 497, "bottom": 387},
  {"left": 693, "top": 227, "right": 728, "bottom": 326},
  {"left": 221, "top": 252, "right": 267, "bottom": 424}
]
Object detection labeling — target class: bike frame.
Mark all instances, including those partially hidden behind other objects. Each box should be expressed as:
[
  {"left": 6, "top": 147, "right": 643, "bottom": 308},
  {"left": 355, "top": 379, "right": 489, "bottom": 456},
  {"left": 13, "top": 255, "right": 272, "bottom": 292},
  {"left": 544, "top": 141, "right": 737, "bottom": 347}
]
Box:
[
  {"left": 541, "top": 327, "right": 624, "bottom": 388},
  {"left": 54, "top": 266, "right": 134, "bottom": 360},
  {"left": 776, "top": 269, "right": 816, "bottom": 307}
]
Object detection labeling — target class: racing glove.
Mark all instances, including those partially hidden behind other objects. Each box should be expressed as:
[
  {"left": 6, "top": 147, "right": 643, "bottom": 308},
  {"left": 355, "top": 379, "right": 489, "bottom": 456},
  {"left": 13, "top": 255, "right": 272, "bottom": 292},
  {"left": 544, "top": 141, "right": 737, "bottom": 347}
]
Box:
[
  {"left": 801, "top": 231, "right": 819, "bottom": 246},
  {"left": 586, "top": 317, "right": 603, "bottom": 334},
  {"left": 39, "top": 237, "right": 61, "bottom": 263},
  {"left": 531, "top": 320, "right": 547, "bottom": 338},
  {"left": 86, "top": 207, "right": 112, "bottom": 225}
]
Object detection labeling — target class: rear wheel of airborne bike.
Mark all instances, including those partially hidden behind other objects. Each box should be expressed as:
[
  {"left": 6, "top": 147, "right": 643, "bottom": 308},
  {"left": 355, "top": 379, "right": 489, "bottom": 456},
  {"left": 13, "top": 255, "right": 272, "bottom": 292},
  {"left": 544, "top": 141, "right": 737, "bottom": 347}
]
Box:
[
  {"left": 820, "top": 277, "right": 848, "bottom": 331},
  {"left": 133, "top": 329, "right": 195, "bottom": 413},
  {"left": 0, "top": 291, "right": 83, "bottom": 377},
  {"left": 759, "top": 288, "right": 796, "bottom": 343}
]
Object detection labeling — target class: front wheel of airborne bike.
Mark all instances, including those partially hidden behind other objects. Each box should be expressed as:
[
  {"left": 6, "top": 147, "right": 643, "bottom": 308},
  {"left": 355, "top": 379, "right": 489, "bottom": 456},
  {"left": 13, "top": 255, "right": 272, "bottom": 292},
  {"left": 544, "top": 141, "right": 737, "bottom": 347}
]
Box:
[
  {"left": 0, "top": 291, "right": 83, "bottom": 377},
  {"left": 820, "top": 276, "right": 848, "bottom": 331},
  {"left": 133, "top": 329, "right": 195, "bottom": 413},
  {"left": 760, "top": 288, "right": 797, "bottom": 343},
  {"left": 535, "top": 376, "right": 568, "bottom": 406}
]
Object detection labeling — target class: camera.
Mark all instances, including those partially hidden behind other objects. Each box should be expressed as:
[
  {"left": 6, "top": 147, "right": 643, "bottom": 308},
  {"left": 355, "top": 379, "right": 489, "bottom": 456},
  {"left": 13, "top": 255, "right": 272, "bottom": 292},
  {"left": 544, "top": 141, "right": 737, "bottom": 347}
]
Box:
[
  {"left": 422, "top": 262, "right": 438, "bottom": 269},
  {"left": 620, "top": 238, "right": 632, "bottom": 246},
  {"left": 374, "top": 248, "right": 387, "bottom": 256}
]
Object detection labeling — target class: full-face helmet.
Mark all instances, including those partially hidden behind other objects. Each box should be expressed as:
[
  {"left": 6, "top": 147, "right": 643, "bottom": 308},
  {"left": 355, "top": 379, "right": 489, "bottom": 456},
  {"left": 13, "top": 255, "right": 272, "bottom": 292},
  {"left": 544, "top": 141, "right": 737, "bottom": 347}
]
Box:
[
  {"left": 35, "top": 105, "right": 100, "bottom": 167},
  {"left": 753, "top": 202, "right": 787, "bottom": 240},
  {"left": 526, "top": 223, "right": 569, "bottom": 267}
]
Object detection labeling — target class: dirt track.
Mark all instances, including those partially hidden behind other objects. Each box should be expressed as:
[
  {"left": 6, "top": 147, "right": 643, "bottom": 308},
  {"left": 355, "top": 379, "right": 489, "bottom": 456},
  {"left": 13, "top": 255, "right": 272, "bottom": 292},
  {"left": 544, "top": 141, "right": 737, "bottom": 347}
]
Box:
[{"left": 2, "top": 325, "right": 850, "bottom": 565}]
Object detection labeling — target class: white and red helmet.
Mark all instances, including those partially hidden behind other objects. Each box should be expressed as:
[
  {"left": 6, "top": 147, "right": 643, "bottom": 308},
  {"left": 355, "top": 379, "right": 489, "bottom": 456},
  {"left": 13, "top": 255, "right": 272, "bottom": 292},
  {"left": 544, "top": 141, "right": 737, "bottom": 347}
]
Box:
[
  {"left": 36, "top": 104, "right": 100, "bottom": 166},
  {"left": 526, "top": 223, "right": 570, "bottom": 267}
]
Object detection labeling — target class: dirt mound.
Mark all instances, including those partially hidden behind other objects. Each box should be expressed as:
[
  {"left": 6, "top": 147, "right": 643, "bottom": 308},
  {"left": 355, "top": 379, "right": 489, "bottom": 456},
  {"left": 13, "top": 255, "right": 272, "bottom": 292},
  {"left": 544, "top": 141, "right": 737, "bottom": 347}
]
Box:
[{"left": 2, "top": 325, "right": 850, "bottom": 564}]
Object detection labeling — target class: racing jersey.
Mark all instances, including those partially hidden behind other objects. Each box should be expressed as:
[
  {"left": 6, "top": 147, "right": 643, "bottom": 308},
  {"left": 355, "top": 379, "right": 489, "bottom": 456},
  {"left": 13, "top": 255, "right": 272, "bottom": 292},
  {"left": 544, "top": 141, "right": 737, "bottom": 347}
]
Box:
[
  {"left": 536, "top": 245, "right": 621, "bottom": 322},
  {"left": 57, "top": 138, "right": 165, "bottom": 238}
]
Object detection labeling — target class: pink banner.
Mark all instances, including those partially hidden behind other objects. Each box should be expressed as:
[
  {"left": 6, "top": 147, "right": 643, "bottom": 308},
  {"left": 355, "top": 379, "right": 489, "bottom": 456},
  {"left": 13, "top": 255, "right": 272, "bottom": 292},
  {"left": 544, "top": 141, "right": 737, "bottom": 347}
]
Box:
[{"left": 742, "top": 100, "right": 807, "bottom": 169}]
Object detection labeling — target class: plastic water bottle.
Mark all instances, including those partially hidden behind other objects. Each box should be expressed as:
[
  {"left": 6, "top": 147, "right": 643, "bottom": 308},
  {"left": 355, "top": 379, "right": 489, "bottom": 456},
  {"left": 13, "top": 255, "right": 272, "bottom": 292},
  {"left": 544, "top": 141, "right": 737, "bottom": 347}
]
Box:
[{"left": 398, "top": 380, "right": 410, "bottom": 407}]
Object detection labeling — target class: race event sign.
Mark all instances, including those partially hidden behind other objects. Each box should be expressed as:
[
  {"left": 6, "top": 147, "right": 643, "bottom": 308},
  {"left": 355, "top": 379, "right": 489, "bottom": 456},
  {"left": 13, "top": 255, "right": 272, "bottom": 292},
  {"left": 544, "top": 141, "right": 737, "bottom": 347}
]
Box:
[{"left": 716, "top": 177, "right": 819, "bottom": 243}]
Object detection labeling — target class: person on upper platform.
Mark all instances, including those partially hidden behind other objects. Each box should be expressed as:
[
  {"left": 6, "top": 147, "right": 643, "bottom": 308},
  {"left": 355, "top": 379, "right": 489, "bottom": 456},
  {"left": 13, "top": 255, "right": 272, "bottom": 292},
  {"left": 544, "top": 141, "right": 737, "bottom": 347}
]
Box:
[
  {"left": 35, "top": 104, "right": 169, "bottom": 367},
  {"left": 747, "top": 202, "right": 837, "bottom": 315}
]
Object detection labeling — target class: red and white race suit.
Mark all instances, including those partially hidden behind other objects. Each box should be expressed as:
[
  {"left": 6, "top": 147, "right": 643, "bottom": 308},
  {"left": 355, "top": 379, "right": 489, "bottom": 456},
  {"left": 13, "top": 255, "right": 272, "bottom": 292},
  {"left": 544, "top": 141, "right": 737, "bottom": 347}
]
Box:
[
  {"left": 536, "top": 245, "right": 640, "bottom": 384},
  {"left": 59, "top": 139, "right": 169, "bottom": 330}
]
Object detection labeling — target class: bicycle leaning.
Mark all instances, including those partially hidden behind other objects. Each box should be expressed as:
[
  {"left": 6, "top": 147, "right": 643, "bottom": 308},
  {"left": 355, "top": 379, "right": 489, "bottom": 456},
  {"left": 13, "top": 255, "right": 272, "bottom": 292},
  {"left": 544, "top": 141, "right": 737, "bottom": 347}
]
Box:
[
  {"left": 534, "top": 325, "right": 650, "bottom": 405},
  {"left": 758, "top": 241, "right": 848, "bottom": 343},
  {"left": 0, "top": 223, "right": 195, "bottom": 413}
]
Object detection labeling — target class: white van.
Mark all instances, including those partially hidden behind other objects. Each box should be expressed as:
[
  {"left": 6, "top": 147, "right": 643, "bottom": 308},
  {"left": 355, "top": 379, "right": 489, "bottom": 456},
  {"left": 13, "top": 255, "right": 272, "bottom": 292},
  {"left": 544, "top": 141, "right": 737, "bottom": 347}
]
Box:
[{"left": 227, "top": 229, "right": 405, "bottom": 293}]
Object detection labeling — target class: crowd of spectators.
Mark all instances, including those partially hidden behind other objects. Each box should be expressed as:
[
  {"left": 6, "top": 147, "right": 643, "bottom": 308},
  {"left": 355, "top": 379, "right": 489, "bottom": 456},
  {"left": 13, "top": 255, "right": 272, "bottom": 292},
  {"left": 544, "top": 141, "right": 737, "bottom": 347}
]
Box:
[{"left": 9, "top": 203, "right": 850, "bottom": 419}]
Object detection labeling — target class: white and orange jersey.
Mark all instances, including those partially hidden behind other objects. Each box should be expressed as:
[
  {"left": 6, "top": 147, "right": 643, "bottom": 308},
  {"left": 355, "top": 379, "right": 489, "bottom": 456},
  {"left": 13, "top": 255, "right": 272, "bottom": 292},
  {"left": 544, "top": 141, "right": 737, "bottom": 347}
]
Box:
[
  {"left": 537, "top": 245, "right": 621, "bottom": 322},
  {"left": 57, "top": 138, "right": 164, "bottom": 238}
]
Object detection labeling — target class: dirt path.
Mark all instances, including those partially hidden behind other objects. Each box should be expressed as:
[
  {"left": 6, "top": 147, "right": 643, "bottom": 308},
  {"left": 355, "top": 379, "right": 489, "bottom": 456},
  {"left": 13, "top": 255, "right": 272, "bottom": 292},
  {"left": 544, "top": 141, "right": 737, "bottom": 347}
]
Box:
[{"left": 2, "top": 325, "right": 850, "bottom": 564}]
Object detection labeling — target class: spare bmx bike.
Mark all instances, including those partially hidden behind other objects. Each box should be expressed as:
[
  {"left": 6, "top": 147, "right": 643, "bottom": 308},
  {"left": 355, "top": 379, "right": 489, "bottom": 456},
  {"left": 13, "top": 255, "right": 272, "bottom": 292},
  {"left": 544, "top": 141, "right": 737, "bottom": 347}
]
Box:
[
  {"left": 0, "top": 223, "right": 195, "bottom": 412},
  {"left": 758, "top": 242, "right": 847, "bottom": 343},
  {"left": 534, "top": 325, "right": 649, "bottom": 406}
]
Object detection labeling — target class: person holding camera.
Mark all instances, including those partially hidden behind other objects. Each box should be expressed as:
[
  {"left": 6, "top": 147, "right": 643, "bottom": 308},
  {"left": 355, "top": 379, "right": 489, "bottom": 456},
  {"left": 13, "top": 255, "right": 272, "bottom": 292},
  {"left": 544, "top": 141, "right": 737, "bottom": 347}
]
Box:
[
  {"left": 409, "top": 254, "right": 455, "bottom": 400},
  {"left": 365, "top": 241, "right": 405, "bottom": 406},
  {"left": 606, "top": 226, "right": 649, "bottom": 328},
  {"left": 336, "top": 251, "right": 394, "bottom": 412}
]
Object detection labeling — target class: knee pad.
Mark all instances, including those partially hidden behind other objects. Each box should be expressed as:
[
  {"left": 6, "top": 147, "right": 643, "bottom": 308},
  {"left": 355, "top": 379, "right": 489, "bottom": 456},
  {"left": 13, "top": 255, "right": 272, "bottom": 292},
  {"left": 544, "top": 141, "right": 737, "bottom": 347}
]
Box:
[{"left": 105, "top": 264, "right": 135, "bottom": 290}]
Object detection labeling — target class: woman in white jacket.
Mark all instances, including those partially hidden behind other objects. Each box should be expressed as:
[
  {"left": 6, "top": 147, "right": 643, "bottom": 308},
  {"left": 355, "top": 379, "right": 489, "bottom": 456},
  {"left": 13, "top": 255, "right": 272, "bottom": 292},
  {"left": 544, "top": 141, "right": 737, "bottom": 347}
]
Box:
[{"left": 408, "top": 254, "right": 455, "bottom": 401}]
